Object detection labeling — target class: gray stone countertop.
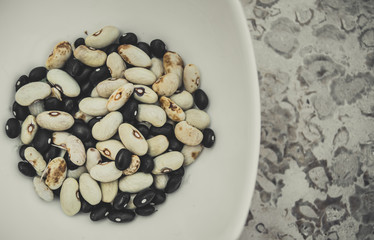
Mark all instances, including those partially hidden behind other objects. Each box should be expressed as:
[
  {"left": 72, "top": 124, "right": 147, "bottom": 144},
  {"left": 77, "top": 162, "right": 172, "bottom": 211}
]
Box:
[{"left": 238, "top": 0, "right": 374, "bottom": 239}]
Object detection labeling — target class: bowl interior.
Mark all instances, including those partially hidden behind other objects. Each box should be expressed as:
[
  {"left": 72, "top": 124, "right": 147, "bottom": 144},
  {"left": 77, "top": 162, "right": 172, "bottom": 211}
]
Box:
[{"left": 0, "top": 0, "right": 260, "bottom": 239}]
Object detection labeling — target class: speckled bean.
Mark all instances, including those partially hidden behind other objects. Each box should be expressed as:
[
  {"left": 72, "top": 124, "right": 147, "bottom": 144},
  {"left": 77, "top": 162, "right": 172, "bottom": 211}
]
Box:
[{"left": 46, "top": 41, "right": 72, "bottom": 70}]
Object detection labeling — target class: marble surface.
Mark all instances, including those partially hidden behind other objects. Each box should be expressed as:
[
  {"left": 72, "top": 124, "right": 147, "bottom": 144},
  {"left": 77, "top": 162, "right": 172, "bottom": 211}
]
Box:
[{"left": 238, "top": 0, "right": 374, "bottom": 239}]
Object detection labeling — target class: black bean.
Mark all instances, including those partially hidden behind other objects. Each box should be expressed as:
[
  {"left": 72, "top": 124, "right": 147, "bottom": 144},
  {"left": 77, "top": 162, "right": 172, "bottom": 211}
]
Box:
[
  {"left": 12, "top": 101, "right": 29, "bottom": 121},
  {"left": 193, "top": 89, "right": 209, "bottom": 110},
  {"left": 168, "top": 136, "right": 183, "bottom": 152},
  {"left": 202, "top": 128, "right": 215, "bottom": 148},
  {"left": 64, "top": 153, "right": 79, "bottom": 170},
  {"left": 83, "top": 137, "right": 97, "bottom": 150},
  {"left": 90, "top": 202, "right": 111, "bottom": 221},
  {"left": 87, "top": 117, "right": 102, "bottom": 129},
  {"left": 44, "top": 97, "right": 64, "bottom": 111},
  {"left": 79, "top": 80, "right": 94, "bottom": 98},
  {"left": 28, "top": 66, "right": 47, "bottom": 82},
  {"left": 69, "top": 120, "right": 91, "bottom": 142},
  {"left": 75, "top": 66, "right": 93, "bottom": 84},
  {"left": 64, "top": 58, "right": 84, "bottom": 77},
  {"left": 136, "top": 124, "right": 150, "bottom": 139},
  {"left": 53, "top": 188, "right": 61, "bottom": 197},
  {"left": 150, "top": 123, "right": 174, "bottom": 138},
  {"left": 125, "top": 62, "right": 134, "bottom": 69},
  {"left": 136, "top": 42, "right": 151, "bottom": 57},
  {"left": 80, "top": 193, "right": 94, "bottom": 213},
  {"left": 62, "top": 97, "right": 78, "bottom": 115},
  {"left": 108, "top": 209, "right": 136, "bottom": 223},
  {"left": 115, "top": 149, "right": 132, "bottom": 170},
  {"left": 119, "top": 32, "right": 137, "bottom": 45},
  {"left": 5, "top": 118, "right": 21, "bottom": 139},
  {"left": 111, "top": 133, "right": 121, "bottom": 141},
  {"left": 15, "top": 75, "right": 29, "bottom": 91},
  {"left": 19, "top": 145, "right": 30, "bottom": 160},
  {"left": 150, "top": 39, "right": 167, "bottom": 58},
  {"left": 165, "top": 175, "right": 183, "bottom": 194},
  {"left": 139, "top": 155, "right": 154, "bottom": 173},
  {"left": 104, "top": 43, "right": 119, "bottom": 54},
  {"left": 151, "top": 189, "right": 166, "bottom": 205},
  {"left": 43, "top": 146, "right": 60, "bottom": 163},
  {"left": 120, "top": 98, "right": 138, "bottom": 122},
  {"left": 89, "top": 66, "right": 110, "bottom": 86},
  {"left": 18, "top": 161, "right": 36, "bottom": 177},
  {"left": 74, "top": 38, "right": 85, "bottom": 48},
  {"left": 32, "top": 129, "right": 52, "bottom": 153},
  {"left": 169, "top": 166, "right": 184, "bottom": 177},
  {"left": 113, "top": 192, "right": 131, "bottom": 210},
  {"left": 135, "top": 205, "right": 156, "bottom": 216},
  {"left": 134, "top": 189, "right": 156, "bottom": 208},
  {"left": 101, "top": 155, "right": 112, "bottom": 163},
  {"left": 127, "top": 119, "right": 139, "bottom": 127}
]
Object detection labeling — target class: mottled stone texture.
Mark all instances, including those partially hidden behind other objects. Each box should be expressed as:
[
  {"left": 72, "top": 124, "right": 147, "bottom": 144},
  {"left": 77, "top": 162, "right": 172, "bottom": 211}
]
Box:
[{"left": 240, "top": 0, "right": 374, "bottom": 239}]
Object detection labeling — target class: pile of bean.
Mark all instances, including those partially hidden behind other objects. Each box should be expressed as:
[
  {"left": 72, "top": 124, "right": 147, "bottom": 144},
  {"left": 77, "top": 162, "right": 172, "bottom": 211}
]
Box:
[{"left": 5, "top": 26, "right": 215, "bottom": 223}]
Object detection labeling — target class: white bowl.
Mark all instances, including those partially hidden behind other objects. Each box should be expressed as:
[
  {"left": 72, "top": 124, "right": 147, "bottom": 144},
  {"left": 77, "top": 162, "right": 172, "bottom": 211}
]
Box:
[{"left": 0, "top": 0, "right": 260, "bottom": 239}]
